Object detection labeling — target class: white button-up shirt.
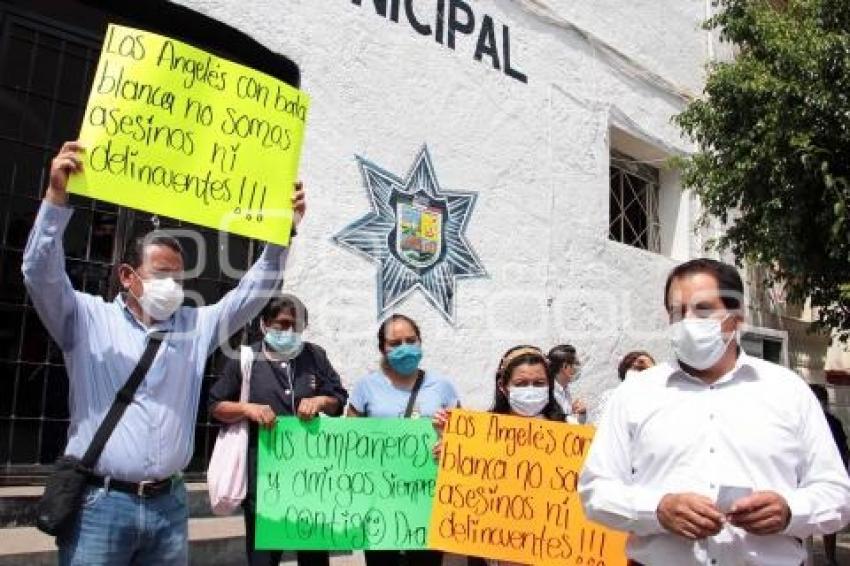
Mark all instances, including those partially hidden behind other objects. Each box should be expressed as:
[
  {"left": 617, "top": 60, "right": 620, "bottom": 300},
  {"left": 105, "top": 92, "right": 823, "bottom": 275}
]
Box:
[
  {"left": 579, "top": 352, "right": 850, "bottom": 565},
  {"left": 553, "top": 381, "right": 573, "bottom": 416}
]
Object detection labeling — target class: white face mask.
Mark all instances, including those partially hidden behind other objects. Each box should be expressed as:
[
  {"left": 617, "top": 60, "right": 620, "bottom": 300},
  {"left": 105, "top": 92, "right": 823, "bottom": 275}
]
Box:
[
  {"left": 669, "top": 315, "right": 736, "bottom": 370},
  {"left": 508, "top": 386, "right": 549, "bottom": 417},
  {"left": 624, "top": 369, "right": 642, "bottom": 381},
  {"left": 129, "top": 272, "right": 184, "bottom": 321}
]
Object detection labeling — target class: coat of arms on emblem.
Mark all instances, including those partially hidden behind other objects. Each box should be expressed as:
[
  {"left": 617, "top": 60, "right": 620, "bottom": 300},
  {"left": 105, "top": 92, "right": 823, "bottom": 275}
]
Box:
[
  {"left": 332, "top": 146, "right": 486, "bottom": 324},
  {"left": 396, "top": 197, "right": 443, "bottom": 269}
]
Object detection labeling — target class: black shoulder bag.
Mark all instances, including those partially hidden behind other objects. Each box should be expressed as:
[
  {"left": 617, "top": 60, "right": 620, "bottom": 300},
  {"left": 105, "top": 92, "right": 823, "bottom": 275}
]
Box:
[
  {"left": 36, "top": 332, "right": 166, "bottom": 536},
  {"left": 403, "top": 371, "right": 425, "bottom": 418}
]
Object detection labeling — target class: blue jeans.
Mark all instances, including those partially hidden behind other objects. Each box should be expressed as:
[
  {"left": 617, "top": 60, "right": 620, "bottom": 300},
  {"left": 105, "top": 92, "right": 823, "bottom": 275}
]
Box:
[{"left": 57, "top": 480, "right": 189, "bottom": 565}]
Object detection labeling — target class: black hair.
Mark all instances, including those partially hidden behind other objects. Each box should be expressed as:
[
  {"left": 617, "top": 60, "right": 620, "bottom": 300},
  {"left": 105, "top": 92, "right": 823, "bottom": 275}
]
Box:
[
  {"left": 111, "top": 231, "right": 184, "bottom": 299},
  {"left": 810, "top": 383, "right": 829, "bottom": 404},
  {"left": 260, "top": 293, "right": 308, "bottom": 332},
  {"left": 491, "top": 345, "right": 565, "bottom": 421},
  {"left": 617, "top": 350, "right": 656, "bottom": 381},
  {"left": 377, "top": 314, "right": 421, "bottom": 353},
  {"left": 547, "top": 344, "right": 578, "bottom": 382},
  {"left": 120, "top": 231, "right": 184, "bottom": 269},
  {"left": 663, "top": 258, "right": 744, "bottom": 313}
]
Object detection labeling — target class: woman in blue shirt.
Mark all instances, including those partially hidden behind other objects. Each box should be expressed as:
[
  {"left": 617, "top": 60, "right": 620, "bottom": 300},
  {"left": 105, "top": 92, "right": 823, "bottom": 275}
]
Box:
[{"left": 347, "top": 314, "right": 459, "bottom": 566}]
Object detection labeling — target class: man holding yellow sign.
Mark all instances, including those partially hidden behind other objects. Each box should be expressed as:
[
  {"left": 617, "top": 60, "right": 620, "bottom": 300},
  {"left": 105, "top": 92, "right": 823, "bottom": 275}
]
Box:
[
  {"left": 21, "top": 20, "right": 309, "bottom": 566},
  {"left": 25, "top": 142, "right": 302, "bottom": 564}
]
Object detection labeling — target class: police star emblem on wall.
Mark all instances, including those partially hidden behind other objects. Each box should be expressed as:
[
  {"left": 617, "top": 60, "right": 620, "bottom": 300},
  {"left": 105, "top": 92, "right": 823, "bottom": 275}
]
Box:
[{"left": 332, "top": 146, "right": 486, "bottom": 324}]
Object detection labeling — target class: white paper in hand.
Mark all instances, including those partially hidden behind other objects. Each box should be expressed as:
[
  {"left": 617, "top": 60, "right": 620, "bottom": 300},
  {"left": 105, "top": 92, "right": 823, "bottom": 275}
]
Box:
[{"left": 716, "top": 485, "right": 753, "bottom": 513}]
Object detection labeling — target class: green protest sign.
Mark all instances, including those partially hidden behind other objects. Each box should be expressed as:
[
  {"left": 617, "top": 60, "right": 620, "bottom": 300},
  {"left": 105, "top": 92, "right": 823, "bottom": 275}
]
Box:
[{"left": 256, "top": 417, "right": 438, "bottom": 550}]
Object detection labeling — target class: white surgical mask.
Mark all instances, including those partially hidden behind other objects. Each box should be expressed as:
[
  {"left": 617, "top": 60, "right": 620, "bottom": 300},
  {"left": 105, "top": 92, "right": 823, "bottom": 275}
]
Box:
[
  {"left": 129, "top": 272, "right": 184, "bottom": 321},
  {"left": 669, "top": 315, "right": 736, "bottom": 370},
  {"left": 624, "top": 369, "right": 642, "bottom": 381},
  {"left": 508, "top": 386, "right": 549, "bottom": 417}
]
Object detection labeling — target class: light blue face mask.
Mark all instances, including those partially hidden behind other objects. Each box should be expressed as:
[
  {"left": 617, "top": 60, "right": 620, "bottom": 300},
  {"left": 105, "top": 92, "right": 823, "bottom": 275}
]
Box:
[
  {"left": 264, "top": 328, "right": 304, "bottom": 359},
  {"left": 386, "top": 343, "right": 422, "bottom": 375}
]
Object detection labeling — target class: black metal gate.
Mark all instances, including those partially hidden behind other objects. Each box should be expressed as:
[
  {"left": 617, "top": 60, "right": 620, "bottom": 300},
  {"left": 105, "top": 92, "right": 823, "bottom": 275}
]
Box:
[{"left": 0, "top": 0, "right": 291, "bottom": 484}]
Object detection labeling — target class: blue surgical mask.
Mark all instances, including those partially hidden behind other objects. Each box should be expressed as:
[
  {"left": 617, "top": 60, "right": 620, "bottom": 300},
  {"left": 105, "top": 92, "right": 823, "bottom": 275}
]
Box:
[
  {"left": 264, "top": 328, "right": 303, "bottom": 359},
  {"left": 386, "top": 343, "right": 422, "bottom": 375}
]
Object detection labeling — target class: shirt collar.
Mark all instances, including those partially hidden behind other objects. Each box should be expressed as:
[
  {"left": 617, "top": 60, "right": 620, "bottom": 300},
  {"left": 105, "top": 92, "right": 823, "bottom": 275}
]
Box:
[
  {"left": 666, "top": 350, "right": 759, "bottom": 387},
  {"left": 115, "top": 293, "right": 176, "bottom": 332},
  {"left": 553, "top": 380, "right": 567, "bottom": 396}
]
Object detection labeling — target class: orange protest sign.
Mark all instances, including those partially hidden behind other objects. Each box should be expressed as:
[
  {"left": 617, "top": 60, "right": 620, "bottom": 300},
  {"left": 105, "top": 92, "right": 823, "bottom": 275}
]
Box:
[{"left": 428, "top": 409, "right": 627, "bottom": 566}]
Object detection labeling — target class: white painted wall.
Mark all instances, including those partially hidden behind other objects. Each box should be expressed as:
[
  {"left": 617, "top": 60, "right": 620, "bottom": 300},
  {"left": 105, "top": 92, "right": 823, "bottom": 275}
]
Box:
[
  {"left": 537, "top": 0, "right": 711, "bottom": 95},
  {"left": 827, "top": 343, "right": 850, "bottom": 373},
  {"left": 178, "top": 0, "right": 710, "bottom": 409}
]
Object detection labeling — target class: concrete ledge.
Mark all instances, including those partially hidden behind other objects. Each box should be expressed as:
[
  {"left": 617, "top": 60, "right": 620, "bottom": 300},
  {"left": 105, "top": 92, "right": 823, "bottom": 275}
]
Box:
[
  {"left": 0, "top": 516, "right": 243, "bottom": 562},
  {"left": 0, "top": 487, "right": 43, "bottom": 497},
  {"left": 189, "top": 515, "right": 244, "bottom": 540},
  {"left": 0, "top": 482, "right": 215, "bottom": 528},
  {"left": 0, "top": 525, "right": 56, "bottom": 556}
]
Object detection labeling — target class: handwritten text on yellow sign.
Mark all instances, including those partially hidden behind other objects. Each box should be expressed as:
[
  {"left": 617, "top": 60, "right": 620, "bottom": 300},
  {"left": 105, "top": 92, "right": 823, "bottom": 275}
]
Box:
[
  {"left": 68, "top": 24, "right": 309, "bottom": 245},
  {"left": 428, "top": 410, "right": 627, "bottom": 566}
]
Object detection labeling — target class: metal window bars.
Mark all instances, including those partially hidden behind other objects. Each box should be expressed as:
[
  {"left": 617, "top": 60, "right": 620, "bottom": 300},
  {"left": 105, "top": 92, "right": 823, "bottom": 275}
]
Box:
[{"left": 609, "top": 149, "right": 661, "bottom": 253}]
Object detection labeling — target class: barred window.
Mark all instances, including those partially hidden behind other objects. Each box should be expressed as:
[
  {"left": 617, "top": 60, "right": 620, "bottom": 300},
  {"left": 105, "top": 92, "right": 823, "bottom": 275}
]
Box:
[{"left": 609, "top": 150, "right": 661, "bottom": 252}]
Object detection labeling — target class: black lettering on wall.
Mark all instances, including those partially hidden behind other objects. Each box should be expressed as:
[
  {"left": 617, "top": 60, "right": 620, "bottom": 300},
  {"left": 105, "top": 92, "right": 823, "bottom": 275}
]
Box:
[
  {"left": 503, "top": 25, "right": 528, "bottom": 84},
  {"left": 350, "top": 0, "right": 528, "bottom": 83},
  {"left": 405, "top": 0, "right": 432, "bottom": 36},
  {"left": 435, "top": 0, "right": 446, "bottom": 45},
  {"left": 447, "top": 0, "right": 474, "bottom": 50},
  {"left": 473, "top": 15, "right": 499, "bottom": 70}
]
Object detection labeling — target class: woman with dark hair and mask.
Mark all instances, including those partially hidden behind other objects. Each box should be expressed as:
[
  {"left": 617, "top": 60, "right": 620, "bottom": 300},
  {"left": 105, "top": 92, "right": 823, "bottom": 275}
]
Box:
[
  {"left": 208, "top": 293, "right": 348, "bottom": 566},
  {"left": 460, "top": 346, "right": 565, "bottom": 566},
  {"left": 492, "top": 345, "right": 565, "bottom": 421},
  {"left": 347, "top": 313, "right": 459, "bottom": 566}
]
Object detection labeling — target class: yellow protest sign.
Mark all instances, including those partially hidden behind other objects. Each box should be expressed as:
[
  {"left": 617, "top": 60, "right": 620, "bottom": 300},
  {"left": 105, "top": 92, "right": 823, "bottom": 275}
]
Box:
[
  {"left": 428, "top": 410, "right": 628, "bottom": 566},
  {"left": 68, "top": 24, "right": 309, "bottom": 245}
]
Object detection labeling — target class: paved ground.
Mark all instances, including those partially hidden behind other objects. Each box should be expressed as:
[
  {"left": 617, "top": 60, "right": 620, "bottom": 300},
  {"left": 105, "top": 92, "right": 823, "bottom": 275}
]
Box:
[
  {"left": 279, "top": 554, "right": 467, "bottom": 565},
  {"left": 2, "top": 518, "right": 848, "bottom": 564}
]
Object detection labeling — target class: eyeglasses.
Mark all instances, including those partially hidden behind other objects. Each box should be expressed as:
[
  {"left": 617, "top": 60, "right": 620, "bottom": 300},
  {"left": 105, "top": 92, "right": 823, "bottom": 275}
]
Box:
[{"left": 129, "top": 267, "right": 185, "bottom": 284}]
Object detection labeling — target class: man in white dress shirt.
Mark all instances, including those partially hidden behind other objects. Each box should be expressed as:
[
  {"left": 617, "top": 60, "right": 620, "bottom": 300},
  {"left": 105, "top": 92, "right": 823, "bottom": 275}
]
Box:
[{"left": 579, "top": 258, "right": 850, "bottom": 566}]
